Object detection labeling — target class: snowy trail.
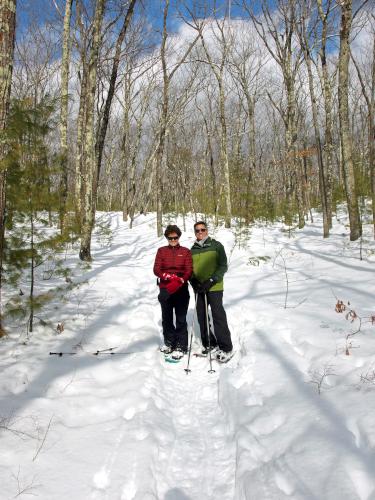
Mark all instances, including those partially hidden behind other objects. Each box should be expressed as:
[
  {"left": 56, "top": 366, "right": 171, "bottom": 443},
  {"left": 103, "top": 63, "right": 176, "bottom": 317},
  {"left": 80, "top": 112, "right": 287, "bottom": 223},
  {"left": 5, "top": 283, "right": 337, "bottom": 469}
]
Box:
[
  {"left": 83, "top": 214, "right": 237, "bottom": 499},
  {"left": 90, "top": 353, "right": 237, "bottom": 500}
]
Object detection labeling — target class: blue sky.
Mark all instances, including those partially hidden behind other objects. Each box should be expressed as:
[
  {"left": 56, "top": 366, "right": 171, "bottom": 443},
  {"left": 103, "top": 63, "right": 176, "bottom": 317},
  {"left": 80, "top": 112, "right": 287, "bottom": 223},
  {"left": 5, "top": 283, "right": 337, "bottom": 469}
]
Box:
[{"left": 17, "top": 0, "right": 247, "bottom": 36}]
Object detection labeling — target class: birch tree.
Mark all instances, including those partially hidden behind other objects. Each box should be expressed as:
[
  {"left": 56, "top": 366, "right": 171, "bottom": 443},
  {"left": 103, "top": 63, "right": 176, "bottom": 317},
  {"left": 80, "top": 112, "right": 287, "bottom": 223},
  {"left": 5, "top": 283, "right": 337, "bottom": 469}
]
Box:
[{"left": 59, "top": 0, "right": 74, "bottom": 231}]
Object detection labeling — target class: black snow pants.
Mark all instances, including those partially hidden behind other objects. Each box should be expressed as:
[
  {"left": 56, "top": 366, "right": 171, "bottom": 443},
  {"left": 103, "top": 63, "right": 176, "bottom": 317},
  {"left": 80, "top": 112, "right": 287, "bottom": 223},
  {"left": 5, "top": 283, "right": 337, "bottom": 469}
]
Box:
[
  {"left": 196, "top": 291, "right": 233, "bottom": 353},
  {"left": 158, "top": 285, "right": 190, "bottom": 351}
]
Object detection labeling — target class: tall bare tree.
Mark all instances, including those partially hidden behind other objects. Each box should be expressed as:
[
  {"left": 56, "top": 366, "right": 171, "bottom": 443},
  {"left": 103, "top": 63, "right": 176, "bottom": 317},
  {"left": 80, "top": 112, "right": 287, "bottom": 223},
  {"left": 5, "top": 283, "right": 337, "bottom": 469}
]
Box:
[
  {"left": 316, "top": 0, "right": 335, "bottom": 232},
  {"left": 154, "top": 0, "right": 200, "bottom": 236},
  {"left": 79, "top": 0, "right": 106, "bottom": 260},
  {"left": 297, "top": 0, "right": 330, "bottom": 237},
  {"left": 196, "top": 17, "right": 233, "bottom": 228},
  {"left": 247, "top": 0, "right": 305, "bottom": 228},
  {"left": 337, "top": 0, "right": 361, "bottom": 240},
  {"left": 0, "top": 0, "right": 17, "bottom": 335},
  {"left": 95, "top": 0, "right": 137, "bottom": 204},
  {"left": 350, "top": 13, "right": 375, "bottom": 238},
  {"left": 59, "top": 0, "right": 74, "bottom": 231}
]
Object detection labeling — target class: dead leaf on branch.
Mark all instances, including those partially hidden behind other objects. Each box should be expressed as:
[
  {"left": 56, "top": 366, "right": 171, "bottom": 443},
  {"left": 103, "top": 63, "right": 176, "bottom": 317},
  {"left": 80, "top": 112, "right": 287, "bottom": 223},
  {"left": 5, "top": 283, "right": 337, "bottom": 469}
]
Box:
[
  {"left": 345, "top": 310, "right": 358, "bottom": 323},
  {"left": 56, "top": 323, "right": 64, "bottom": 334},
  {"left": 335, "top": 300, "right": 346, "bottom": 313}
]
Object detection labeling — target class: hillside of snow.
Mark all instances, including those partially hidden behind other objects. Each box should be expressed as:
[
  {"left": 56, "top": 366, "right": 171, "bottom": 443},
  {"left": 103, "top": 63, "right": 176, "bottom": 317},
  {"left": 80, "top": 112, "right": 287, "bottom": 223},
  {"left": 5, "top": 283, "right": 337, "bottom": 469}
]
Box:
[{"left": 1, "top": 211, "right": 375, "bottom": 500}]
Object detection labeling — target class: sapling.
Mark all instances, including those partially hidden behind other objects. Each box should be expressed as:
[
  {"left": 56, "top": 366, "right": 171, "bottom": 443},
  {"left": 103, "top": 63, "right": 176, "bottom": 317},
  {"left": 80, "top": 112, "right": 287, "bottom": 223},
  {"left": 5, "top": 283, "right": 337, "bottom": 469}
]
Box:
[
  {"left": 334, "top": 299, "right": 375, "bottom": 355},
  {"left": 360, "top": 369, "right": 375, "bottom": 386},
  {"left": 309, "top": 363, "right": 336, "bottom": 394},
  {"left": 12, "top": 466, "right": 41, "bottom": 498}
]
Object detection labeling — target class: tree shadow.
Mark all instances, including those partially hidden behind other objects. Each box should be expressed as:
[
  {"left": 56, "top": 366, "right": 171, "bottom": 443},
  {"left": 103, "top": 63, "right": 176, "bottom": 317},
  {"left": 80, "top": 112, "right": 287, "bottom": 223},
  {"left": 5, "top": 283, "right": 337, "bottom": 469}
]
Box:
[
  {"left": 255, "top": 328, "right": 375, "bottom": 478},
  {"left": 164, "top": 488, "right": 191, "bottom": 500}
]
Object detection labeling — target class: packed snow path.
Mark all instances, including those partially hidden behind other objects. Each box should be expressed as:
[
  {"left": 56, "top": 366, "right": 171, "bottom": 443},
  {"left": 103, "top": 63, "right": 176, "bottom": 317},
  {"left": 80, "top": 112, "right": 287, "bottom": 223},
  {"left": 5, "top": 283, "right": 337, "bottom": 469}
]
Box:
[{"left": 1, "top": 211, "right": 375, "bottom": 500}]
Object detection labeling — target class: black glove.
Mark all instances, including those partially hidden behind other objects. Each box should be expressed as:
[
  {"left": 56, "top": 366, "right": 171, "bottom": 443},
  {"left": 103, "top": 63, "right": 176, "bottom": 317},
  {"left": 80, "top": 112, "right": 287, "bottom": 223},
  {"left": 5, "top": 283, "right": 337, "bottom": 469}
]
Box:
[
  {"left": 200, "top": 277, "right": 217, "bottom": 293},
  {"left": 190, "top": 277, "right": 201, "bottom": 292}
]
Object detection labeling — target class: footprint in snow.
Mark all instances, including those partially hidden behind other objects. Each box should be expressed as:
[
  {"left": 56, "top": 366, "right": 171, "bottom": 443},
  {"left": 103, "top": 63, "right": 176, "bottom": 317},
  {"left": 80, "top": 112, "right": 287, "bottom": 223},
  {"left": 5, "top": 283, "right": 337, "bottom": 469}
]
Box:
[
  {"left": 274, "top": 471, "right": 295, "bottom": 496},
  {"left": 93, "top": 467, "right": 110, "bottom": 490}
]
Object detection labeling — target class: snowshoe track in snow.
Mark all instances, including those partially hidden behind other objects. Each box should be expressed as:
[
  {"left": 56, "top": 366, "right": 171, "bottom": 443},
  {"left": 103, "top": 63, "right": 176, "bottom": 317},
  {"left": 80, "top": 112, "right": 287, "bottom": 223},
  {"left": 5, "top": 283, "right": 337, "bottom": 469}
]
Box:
[{"left": 90, "top": 352, "right": 237, "bottom": 500}]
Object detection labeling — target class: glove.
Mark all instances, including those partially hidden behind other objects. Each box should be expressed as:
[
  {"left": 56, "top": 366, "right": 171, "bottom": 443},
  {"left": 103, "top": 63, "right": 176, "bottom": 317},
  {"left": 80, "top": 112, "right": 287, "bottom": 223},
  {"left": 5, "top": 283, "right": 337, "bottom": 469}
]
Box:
[
  {"left": 189, "top": 277, "right": 200, "bottom": 292},
  {"left": 161, "top": 272, "right": 172, "bottom": 281},
  {"left": 166, "top": 279, "right": 183, "bottom": 294},
  {"left": 200, "top": 277, "right": 217, "bottom": 293}
]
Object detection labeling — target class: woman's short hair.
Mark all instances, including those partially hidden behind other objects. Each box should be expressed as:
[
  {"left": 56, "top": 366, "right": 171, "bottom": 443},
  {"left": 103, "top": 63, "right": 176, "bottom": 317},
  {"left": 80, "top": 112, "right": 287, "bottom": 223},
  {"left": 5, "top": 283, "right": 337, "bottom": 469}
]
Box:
[{"left": 164, "top": 224, "right": 182, "bottom": 238}]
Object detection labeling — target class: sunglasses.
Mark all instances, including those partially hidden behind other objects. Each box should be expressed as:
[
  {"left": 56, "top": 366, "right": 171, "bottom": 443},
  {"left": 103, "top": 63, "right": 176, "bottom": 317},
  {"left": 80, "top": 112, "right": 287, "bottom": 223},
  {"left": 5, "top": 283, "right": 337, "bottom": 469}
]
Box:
[
  {"left": 167, "top": 236, "right": 179, "bottom": 241},
  {"left": 195, "top": 228, "right": 207, "bottom": 233}
]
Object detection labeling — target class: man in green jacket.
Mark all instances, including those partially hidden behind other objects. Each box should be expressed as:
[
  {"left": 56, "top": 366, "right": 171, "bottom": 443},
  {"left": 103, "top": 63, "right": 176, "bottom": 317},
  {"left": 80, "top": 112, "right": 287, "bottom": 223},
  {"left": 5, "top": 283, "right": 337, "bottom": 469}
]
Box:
[{"left": 190, "top": 221, "right": 233, "bottom": 363}]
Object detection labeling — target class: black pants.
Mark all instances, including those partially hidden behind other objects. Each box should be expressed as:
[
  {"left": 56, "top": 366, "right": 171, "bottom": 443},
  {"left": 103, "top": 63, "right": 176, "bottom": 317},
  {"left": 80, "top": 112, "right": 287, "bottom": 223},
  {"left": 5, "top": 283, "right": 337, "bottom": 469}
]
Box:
[
  {"left": 158, "top": 285, "right": 190, "bottom": 351},
  {"left": 196, "top": 291, "right": 233, "bottom": 352}
]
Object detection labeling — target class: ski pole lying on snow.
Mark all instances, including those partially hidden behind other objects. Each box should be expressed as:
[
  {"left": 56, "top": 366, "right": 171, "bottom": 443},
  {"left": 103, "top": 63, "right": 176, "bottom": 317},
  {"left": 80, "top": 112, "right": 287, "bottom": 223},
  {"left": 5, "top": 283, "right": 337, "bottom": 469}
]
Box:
[
  {"left": 50, "top": 352, "right": 76, "bottom": 356},
  {"left": 49, "top": 349, "right": 138, "bottom": 357}
]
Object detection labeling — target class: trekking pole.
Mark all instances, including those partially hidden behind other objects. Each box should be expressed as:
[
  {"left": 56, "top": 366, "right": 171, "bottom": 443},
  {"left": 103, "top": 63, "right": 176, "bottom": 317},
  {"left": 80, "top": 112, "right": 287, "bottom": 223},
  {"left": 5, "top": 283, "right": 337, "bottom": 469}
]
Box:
[
  {"left": 205, "top": 293, "right": 215, "bottom": 374},
  {"left": 184, "top": 292, "right": 198, "bottom": 374}
]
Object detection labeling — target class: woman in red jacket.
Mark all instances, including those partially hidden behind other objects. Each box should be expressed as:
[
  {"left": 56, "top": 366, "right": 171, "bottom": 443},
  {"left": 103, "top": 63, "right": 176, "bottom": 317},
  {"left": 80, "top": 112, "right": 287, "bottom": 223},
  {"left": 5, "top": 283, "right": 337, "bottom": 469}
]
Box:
[{"left": 153, "top": 224, "right": 193, "bottom": 360}]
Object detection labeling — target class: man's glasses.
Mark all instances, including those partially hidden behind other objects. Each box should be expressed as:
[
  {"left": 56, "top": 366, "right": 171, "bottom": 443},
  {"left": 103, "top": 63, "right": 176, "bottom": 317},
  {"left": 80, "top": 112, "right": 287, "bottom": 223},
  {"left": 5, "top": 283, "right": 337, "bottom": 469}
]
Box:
[
  {"left": 167, "top": 236, "right": 179, "bottom": 241},
  {"left": 195, "top": 228, "right": 207, "bottom": 233}
]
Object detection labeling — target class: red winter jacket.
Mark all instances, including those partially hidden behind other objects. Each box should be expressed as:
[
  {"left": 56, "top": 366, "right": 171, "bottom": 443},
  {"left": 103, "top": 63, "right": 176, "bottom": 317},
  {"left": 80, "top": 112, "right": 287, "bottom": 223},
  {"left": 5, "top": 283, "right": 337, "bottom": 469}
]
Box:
[{"left": 153, "top": 244, "right": 193, "bottom": 288}]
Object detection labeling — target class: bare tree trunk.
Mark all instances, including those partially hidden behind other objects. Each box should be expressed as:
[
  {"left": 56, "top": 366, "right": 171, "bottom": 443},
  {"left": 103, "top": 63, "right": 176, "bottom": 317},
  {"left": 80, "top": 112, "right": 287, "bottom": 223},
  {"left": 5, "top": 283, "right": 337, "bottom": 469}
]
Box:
[
  {"left": 75, "top": 62, "right": 87, "bottom": 222},
  {"left": 79, "top": 0, "right": 106, "bottom": 261},
  {"left": 338, "top": 0, "right": 361, "bottom": 240},
  {"left": 371, "top": 34, "right": 375, "bottom": 239},
  {"left": 0, "top": 0, "right": 16, "bottom": 335},
  {"left": 245, "top": 94, "right": 256, "bottom": 223},
  {"left": 298, "top": 9, "right": 329, "bottom": 236},
  {"left": 95, "top": 0, "right": 137, "bottom": 200},
  {"left": 199, "top": 24, "right": 232, "bottom": 227},
  {"left": 155, "top": 0, "right": 199, "bottom": 236},
  {"left": 75, "top": 0, "right": 88, "bottom": 222},
  {"left": 155, "top": 0, "right": 170, "bottom": 237},
  {"left": 59, "top": 0, "right": 73, "bottom": 232},
  {"left": 219, "top": 80, "right": 232, "bottom": 228},
  {"left": 352, "top": 28, "right": 375, "bottom": 238},
  {"left": 249, "top": 1, "right": 303, "bottom": 229},
  {"left": 317, "top": 0, "right": 334, "bottom": 229}
]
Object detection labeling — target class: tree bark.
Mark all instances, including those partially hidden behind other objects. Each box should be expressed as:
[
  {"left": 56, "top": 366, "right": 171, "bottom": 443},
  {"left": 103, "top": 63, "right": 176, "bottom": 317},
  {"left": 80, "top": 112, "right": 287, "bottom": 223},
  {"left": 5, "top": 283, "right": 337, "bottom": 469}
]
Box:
[
  {"left": 79, "top": 0, "right": 106, "bottom": 261},
  {"left": 95, "top": 0, "right": 137, "bottom": 198},
  {"left": 371, "top": 34, "right": 375, "bottom": 239},
  {"left": 337, "top": 0, "right": 361, "bottom": 240},
  {"left": 0, "top": 0, "right": 17, "bottom": 335},
  {"left": 199, "top": 25, "right": 232, "bottom": 227},
  {"left": 317, "top": 0, "right": 334, "bottom": 230},
  {"left": 59, "top": 0, "right": 73, "bottom": 232},
  {"left": 298, "top": 7, "right": 329, "bottom": 236}
]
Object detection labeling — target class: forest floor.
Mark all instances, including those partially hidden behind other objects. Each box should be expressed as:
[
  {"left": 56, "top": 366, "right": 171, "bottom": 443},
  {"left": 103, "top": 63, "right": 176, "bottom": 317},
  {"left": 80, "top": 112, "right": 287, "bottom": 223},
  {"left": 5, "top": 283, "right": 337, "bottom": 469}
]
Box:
[{"left": 1, "top": 209, "right": 375, "bottom": 500}]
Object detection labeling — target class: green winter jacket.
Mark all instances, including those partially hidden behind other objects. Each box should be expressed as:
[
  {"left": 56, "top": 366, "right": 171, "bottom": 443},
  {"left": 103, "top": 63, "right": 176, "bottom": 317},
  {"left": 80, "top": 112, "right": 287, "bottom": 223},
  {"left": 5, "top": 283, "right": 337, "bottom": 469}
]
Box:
[{"left": 191, "top": 237, "right": 228, "bottom": 292}]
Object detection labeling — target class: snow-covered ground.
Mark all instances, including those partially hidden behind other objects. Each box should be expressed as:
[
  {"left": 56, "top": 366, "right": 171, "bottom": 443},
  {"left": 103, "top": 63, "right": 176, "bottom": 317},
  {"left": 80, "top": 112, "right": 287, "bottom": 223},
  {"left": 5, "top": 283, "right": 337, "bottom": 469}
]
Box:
[{"left": 1, "top": 210, "right": 375, "bottom": 500}]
